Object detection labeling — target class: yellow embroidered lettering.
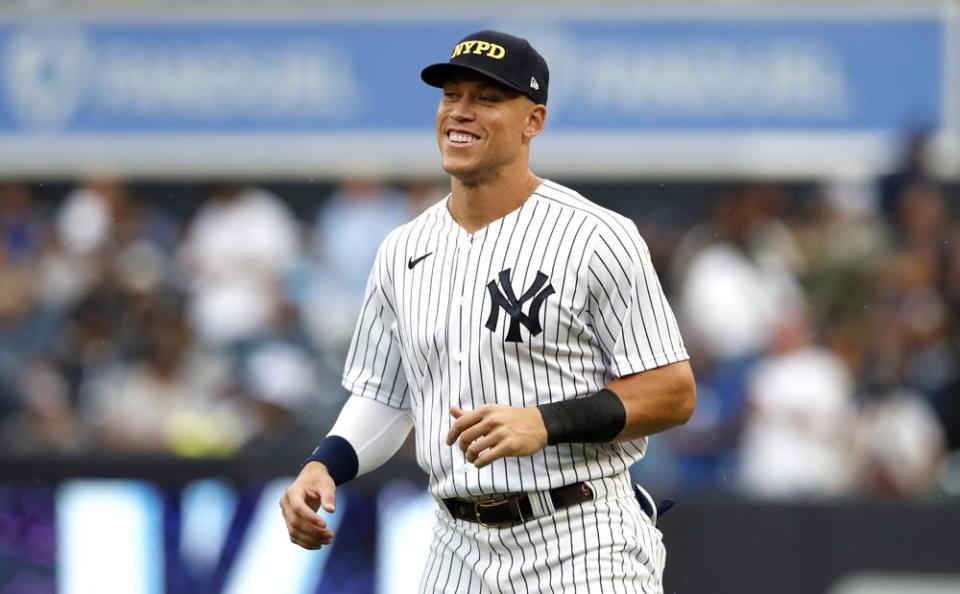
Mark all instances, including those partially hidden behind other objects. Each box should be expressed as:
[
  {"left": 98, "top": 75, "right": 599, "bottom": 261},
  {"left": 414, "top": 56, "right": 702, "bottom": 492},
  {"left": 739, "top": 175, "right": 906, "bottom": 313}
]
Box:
[{"left": 452, "top": 40, "right": 507, "bottom": 60}]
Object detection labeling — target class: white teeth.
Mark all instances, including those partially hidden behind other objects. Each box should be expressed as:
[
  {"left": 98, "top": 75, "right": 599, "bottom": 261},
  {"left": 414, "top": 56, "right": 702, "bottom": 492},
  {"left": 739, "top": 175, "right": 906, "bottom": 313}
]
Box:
[{"left": 448, "top": 131, "right": 479, "bottom": 143}]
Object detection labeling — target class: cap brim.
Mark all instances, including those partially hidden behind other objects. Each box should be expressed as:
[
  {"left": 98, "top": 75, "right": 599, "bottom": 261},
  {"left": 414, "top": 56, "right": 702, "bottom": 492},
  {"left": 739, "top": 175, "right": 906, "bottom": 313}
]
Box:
[{"left": 420, "top": 63, "right": 528, "bottom": 99}]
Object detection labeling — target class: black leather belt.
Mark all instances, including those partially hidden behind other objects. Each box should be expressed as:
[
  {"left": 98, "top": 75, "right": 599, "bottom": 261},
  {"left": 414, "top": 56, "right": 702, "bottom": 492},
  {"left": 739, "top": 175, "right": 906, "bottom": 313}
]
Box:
[{"left": 443, "top": 482, "right": 594, "bottom": 528}]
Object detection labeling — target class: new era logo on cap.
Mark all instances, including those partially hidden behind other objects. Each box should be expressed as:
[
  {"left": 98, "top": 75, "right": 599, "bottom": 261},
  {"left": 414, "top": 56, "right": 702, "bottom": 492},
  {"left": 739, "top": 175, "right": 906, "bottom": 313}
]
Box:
[{"left": 421, "top": 30, "right": 550, "bottom": 105}]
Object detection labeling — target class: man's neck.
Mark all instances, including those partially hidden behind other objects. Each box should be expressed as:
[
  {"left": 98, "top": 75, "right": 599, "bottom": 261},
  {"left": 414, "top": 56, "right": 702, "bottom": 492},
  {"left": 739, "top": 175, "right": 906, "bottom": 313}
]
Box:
[{"left": 448, "top": 168, "right": 542, "bottom": 233}]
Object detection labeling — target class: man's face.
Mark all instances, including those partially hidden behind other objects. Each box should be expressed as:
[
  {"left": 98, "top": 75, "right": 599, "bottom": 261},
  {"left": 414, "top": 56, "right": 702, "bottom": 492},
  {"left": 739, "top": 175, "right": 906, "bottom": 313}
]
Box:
[{"left": 435, "top": 73, "right": 540, "bottom": 183}]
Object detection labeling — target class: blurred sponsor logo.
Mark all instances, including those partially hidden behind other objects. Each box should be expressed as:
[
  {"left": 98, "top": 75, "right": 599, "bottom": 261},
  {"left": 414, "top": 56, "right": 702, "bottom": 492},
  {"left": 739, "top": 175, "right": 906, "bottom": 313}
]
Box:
[
  {"left": 95, "top": 40, "right": 359, "bottom": 122},
  {"left": 572, "top": 40, "right": 852, "bottom": 120},
  {"left": 1, "top": 26, "right": 360, "bottom": 130},
  {"left": 2, "top": 27, "right": 90, "bottom": 129}
]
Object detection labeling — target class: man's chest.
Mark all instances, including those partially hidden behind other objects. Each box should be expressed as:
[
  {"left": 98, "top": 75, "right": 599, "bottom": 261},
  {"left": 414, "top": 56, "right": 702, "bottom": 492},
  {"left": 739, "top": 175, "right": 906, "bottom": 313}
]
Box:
[{"left": 389, "top": 220, "right": 593, "bottom": 362}]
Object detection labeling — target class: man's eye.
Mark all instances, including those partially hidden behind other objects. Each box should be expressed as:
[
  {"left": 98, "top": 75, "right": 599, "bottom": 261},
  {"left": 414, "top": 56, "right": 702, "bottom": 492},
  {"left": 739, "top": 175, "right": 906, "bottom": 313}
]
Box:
[{"left": 480, "top": 95, "right": 499, "bottom": 102}]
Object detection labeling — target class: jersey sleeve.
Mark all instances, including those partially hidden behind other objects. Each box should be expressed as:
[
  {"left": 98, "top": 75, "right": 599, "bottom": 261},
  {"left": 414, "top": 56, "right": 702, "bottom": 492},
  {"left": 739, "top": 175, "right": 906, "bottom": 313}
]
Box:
[
  {"left": 341, "top": 236, "right": 411, "bottom": 409},
  {"left": 585, "top": 220, "right": 689, "bottom": 377}
]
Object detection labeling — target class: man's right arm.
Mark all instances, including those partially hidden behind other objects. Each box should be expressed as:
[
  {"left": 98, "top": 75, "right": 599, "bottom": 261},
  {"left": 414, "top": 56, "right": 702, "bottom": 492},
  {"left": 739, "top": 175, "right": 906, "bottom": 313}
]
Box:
[{"left": 280, "top": 396, "right": 414, "bottom": 549}]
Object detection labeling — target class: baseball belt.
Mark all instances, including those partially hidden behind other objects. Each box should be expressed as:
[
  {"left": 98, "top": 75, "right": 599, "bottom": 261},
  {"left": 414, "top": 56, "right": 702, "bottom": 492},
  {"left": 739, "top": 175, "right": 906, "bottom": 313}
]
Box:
[{"left": 442, "top": 482, "right": 594, "bottom": 528}]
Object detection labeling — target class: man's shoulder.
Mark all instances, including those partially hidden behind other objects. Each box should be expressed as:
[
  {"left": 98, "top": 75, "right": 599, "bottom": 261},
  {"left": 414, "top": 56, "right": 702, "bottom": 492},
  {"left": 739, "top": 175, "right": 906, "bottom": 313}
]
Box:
[{"left": 536, "top": 179, "right": 638, "bottom": 237}]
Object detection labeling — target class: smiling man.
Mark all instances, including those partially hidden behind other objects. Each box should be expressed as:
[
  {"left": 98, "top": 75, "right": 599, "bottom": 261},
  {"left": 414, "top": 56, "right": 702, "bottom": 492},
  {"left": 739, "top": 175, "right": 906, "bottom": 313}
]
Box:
[{"left": 280, "top": 30, "right": 696, "bottom": 593}]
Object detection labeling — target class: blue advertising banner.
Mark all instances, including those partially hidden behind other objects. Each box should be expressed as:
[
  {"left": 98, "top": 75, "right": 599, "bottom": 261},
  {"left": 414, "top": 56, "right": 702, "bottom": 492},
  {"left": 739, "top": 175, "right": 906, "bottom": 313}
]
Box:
[
  {"left": 0, "top": 15, "right": 944, "bottom": 134},
  {"left": 0, "top": 7, "right": 950, "bottom": 177}
]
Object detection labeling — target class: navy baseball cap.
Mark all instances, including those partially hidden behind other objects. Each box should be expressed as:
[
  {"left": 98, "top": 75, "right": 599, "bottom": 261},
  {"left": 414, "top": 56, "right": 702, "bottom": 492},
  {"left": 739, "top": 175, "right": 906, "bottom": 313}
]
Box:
[{"left": 421, "top": 30, "right": 549, "bottom": 105}]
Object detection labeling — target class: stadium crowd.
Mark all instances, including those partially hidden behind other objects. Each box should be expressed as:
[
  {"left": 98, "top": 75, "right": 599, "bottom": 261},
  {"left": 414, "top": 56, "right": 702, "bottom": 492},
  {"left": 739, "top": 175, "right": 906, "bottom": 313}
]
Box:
[{"left": 0, "top": 145, "right": 958, "bottom": 501}]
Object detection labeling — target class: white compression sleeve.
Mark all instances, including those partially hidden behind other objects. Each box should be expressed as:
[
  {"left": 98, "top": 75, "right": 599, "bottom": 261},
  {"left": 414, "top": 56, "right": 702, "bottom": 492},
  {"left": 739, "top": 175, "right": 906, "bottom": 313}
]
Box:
[{"left": 328, "top": 395, "right": 414, "bottom": 477}]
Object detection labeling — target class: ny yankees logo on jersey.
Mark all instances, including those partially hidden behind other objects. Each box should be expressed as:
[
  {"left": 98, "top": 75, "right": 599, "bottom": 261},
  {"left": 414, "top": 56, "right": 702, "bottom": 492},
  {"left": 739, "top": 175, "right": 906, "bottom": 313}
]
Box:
[{"left": 485, "top": 268, "right": 555, "bottom": 342}]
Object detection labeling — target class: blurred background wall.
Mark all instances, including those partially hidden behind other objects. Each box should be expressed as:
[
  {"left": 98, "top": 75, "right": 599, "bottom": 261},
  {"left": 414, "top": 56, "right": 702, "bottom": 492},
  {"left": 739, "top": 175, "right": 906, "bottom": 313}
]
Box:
[{"left": 0, "top": 1, "right": 958, "bottom": 593}]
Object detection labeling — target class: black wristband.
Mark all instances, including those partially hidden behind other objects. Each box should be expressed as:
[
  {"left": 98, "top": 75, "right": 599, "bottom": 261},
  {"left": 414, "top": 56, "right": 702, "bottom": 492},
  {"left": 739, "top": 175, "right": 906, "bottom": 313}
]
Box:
[
  {"left": 536, "top": 389, "right": 627, "bottom": 445},
  {"left": 302, "top": 435, "right": 359, "bottom": 486}
]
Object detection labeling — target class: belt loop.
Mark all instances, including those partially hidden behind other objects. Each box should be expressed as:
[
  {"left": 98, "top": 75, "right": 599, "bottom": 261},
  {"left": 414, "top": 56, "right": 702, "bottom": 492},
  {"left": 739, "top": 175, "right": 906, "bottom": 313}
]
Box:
[
  {"left": 539, "top": 490, "right": 556, "bottom": 515},
  {"left": 527, "top": 490, "right": 552, "bottom": 518}
]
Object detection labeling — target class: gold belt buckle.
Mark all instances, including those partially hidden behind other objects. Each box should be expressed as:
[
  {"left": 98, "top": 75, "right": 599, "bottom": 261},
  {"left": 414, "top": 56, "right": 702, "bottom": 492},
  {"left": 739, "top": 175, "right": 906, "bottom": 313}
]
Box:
[
  {"left": 474, "top": 503, "right": 491, "bottom": 527},
  {"left": 474, "top": 498, "right": 509, "bottom": 528}
]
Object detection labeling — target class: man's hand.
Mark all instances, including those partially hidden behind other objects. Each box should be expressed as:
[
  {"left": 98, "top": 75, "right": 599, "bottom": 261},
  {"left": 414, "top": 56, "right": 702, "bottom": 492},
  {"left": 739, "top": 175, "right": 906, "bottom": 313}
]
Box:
[
  {"left": 446, "top": 404, "right": 548, "bottom": 469},
  {"left": 279, "top": 462, "right": 337, "bottom": 550}
]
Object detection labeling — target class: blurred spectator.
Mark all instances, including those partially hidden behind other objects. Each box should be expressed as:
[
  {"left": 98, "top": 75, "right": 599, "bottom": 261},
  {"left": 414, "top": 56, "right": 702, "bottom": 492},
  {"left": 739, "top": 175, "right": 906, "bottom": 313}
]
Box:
[
  {"left": 872, "top": 245, "right": 955, "bottom": 394},
  {"left": 677, "top": 184, "right": 805, "bottom": 362},
  {"left": 0, "top": 243, "right": 58, "bottom": 418},
  {"left": 81, "top": 298, "right": 247, "bottom": 456},
  {"left": 738, "top": 314, "right": 858, "bottom": 499},
  {"left": 312, "top": 177, "right": 411, "bottom": 293},
  {"left": 304, "top": 177, "right": 411, "bottom": 354},
  {"left": 877, "top": 128, "right": 934, "bottom": 222},
  {"left": 110, "top": 192, "right": 181, "bottom": 296},
  {"left": 856, "top": 386, "right": 946, "bottom": 498},
  {"left": 652, "top": 349, "right": 755, "bottom": 494},
  {"left": 234, "top": 298, "right": 341, "bottom": 459},
  {"left": 53, "top": 263, "right": 140, "bottom": 405},
  {"left": 179, "top": 184, "right": 299, "bottom": 346},
  {"left": 794, "top": 176, "right": 890, "bottom": 325},
  {"left": 0, "top": 182, "right": 43, "bottom": 263},
  {"left": 236, "top": 340, "right": 323, "bottom": 461},
  {"left": 0, "top": 359, "right": 87, "bottom": 455},
  {"left": 893, "top": 180, "right": 951, "bottom": 253},
  {"left": 943, "top": 223, "right": 960, "bottom": 313},
  {"left": 55, "top": 177, "right": 127, "bottom": 257},
  {"left": 39, "top": 178, "right": 146, "bottom": 313},
  {"left": 936, "top": 230, "right": 960, "bottom": 451}
]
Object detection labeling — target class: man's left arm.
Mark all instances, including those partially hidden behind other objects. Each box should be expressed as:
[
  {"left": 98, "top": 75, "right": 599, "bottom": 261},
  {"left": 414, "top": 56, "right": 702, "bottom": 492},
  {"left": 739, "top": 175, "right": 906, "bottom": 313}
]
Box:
[
  {"left": 448, "top": 362, "right": 695, "bottom": 467},
  {"left": 607, "top": 360, "right": 696, "bottom": 442}
]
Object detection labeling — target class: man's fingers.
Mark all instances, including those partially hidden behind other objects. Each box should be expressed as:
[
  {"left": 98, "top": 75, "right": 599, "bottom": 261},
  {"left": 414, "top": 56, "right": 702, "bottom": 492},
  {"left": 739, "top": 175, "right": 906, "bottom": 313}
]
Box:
[
  {"left": 289, "top": 535, "right": 319, "bottom": 550},
  {"left": 282, "top": 488, "right": 328, "bottom": 530},
  {"left": 289, "top": 527, "right": 335, "bottom": 550},
  {"left": 289, "top": 525, "right": 332, "bottom": 542},
  {"left": 285, "top": 508, "right": 327, "bottom": 534},
  {"left": 473, "top": 442, "right": 509, "bottom": 469},
  {"left": 458, "top": 419, "right": 495, "bottom": 453},
  {"left": 446, "top": 407, "right": 484, "bottom": 445},
  {"left": 465, "top": 432, "right": 499, "bottom": 463},
  {"left": 291, "top": 498, "right": 328, "bottom": 528},
  {"left": 318, "top": 477, "right": 337, "bottom": 513},
  {"left": 446, "top": 408, "right": 473, "bottom": 445}
]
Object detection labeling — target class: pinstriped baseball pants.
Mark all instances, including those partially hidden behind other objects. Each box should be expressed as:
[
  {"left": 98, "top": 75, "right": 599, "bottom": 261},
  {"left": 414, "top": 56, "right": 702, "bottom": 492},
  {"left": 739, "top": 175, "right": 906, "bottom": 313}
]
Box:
[{"left": 419, "top": 473, "right": 666, "bottom": 594}]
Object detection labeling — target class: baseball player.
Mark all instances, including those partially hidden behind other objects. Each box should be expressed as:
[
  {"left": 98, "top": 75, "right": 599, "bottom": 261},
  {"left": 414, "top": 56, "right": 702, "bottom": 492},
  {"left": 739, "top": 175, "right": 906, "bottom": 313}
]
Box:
[{"left": 280, "top": 30, "right": 696, "bottom": 593}]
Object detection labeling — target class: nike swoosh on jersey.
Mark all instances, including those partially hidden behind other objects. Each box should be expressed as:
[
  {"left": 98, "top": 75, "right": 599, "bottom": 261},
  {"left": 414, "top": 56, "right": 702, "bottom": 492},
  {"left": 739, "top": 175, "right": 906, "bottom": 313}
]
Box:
[{"left": 407, "top": 252, "right": 433, "bottom": 269}]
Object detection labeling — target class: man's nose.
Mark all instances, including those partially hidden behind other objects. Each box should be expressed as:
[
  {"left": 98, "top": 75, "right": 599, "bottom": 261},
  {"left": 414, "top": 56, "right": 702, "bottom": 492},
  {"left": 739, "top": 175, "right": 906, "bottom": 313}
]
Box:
[{"left": 449, "top": 99, "right": 475, "bottom": 121}]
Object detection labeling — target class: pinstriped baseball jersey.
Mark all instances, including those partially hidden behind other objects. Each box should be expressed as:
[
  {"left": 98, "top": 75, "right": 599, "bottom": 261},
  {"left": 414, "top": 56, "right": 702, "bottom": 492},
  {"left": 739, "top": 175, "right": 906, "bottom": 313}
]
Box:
[{"left": 342, "top": 179, "right": 689, "bottom": 500}]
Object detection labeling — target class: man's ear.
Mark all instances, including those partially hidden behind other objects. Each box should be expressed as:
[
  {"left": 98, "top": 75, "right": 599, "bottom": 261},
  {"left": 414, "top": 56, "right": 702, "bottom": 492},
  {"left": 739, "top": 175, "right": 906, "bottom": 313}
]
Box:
[{"left": 524, "top": 104, "right": 547, "bottom": 141}]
